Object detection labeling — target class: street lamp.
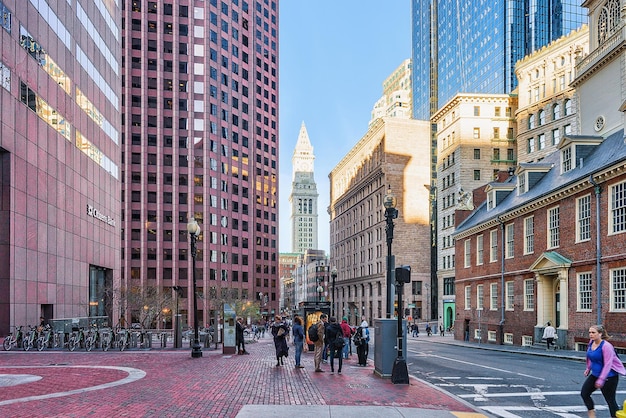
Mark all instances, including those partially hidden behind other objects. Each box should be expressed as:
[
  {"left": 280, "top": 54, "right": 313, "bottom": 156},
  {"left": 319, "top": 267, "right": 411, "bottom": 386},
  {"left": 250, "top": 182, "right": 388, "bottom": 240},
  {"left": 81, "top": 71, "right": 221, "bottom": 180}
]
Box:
[
  {"left": 331, "top": 267, "right": 337, "bottom": 317},
  {"left": 172, "top": 285, "right": 183, "bottom": 348},
  {"left": 316, "top": 282, "right": 324, "bottom": 304},
  {"left": 187, "top": 216, "right": 202, "bottom": 358},
  {"left": 383, "top": 187, "right": 398, "bottom": 318}
]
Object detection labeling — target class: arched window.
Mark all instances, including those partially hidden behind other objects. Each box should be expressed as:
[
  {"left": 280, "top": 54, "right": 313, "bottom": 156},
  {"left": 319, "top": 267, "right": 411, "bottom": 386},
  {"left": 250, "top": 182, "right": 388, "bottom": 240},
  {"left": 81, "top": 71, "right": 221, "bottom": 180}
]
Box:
[
  {"left": 529, "top": 114, "right": 536, "bottom": 129},
  {"left": 539, "top": 110, "right": 545, "bottom": 125},
  {"left": 553, "top": 103, "right": 561, "bottom": 120},
  {"left": 598, "top": 7, "right": 609, "bottom": 43},
  {"left": 564, "top": 99, "right": 572, "bottom": 116},
  {"left": 609, "top": 0, "right": 620, "bottom": 32}
]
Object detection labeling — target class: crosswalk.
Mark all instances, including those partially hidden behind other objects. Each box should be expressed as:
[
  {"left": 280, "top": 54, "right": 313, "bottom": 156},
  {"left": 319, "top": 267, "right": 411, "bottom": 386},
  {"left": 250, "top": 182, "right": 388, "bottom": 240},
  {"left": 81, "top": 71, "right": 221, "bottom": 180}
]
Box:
[{"left": 434, "top": 379, "right": 625, "bottom": 417}]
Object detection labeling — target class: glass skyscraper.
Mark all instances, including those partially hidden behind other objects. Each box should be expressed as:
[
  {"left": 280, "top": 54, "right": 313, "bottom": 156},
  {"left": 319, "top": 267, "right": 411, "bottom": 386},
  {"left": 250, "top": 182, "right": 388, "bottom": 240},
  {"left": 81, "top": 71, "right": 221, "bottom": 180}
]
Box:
[{"left": 412, "top": 0, "right": 587, "bottom": 119}]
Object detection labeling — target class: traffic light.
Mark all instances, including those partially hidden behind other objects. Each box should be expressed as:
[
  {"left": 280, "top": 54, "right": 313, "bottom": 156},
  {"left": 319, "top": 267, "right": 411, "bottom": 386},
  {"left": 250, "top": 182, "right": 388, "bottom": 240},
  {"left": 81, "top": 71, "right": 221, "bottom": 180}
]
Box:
[{"left": 395, "top": 265, "right": 411, "bottom": 284}]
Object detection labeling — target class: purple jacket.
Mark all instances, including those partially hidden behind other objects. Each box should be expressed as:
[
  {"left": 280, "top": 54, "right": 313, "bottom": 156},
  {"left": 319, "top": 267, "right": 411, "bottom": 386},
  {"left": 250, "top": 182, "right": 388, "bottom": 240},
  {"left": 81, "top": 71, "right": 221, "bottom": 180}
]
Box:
[{"left": 586, "top": 339, "right": 626, "bottom": 386}]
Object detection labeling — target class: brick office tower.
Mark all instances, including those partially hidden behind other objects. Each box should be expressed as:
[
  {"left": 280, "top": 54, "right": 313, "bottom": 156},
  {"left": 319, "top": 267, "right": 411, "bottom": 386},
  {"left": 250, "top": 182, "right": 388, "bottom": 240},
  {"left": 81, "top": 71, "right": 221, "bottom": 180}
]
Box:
[{"left": 121, "top": 1, "right": 279, "bottom": 329}]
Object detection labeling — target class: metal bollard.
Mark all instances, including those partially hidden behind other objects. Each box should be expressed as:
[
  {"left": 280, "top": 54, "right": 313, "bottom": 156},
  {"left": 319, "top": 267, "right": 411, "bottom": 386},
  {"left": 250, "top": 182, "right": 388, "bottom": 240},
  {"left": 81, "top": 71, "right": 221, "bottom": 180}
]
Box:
[{"left": 161, "top": 332, "right": 167, "bottom": 348}]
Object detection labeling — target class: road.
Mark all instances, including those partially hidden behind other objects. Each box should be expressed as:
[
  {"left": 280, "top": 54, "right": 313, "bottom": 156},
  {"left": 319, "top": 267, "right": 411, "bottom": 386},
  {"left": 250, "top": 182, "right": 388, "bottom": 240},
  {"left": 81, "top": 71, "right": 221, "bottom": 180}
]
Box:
[{"left": 406, "top": 336, "right": 626, "bottom": 417}]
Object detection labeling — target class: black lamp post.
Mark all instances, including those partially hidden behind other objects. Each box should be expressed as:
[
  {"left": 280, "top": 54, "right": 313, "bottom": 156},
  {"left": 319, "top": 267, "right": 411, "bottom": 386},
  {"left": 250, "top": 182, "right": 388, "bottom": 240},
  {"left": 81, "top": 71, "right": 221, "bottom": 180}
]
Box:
[
  {"left": 187, "top": 217, "right": 202, "bottom": 358},
  {"left": 383, "top": 187, "right": 398, "bottom": 318},
  {"left": 331, "top": 267, "right": 337, "bottom": 317},
  {"left": 316, "top": 281, "right": 324, "bottom": 304}
]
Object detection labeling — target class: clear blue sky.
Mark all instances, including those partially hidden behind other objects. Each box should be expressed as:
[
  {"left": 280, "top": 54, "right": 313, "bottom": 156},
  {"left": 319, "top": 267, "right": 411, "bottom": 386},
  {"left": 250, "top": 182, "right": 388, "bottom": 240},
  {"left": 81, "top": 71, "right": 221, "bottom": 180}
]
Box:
[{"left": 278, "top": 1, "right": 412, "bottom": 253}]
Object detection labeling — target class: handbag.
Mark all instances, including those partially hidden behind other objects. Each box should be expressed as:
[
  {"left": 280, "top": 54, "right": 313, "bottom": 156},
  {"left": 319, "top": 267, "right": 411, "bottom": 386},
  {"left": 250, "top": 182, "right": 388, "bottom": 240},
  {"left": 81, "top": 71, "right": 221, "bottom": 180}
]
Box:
[{"left": 277, "top": 327, "right": 286, "bottom": 337}]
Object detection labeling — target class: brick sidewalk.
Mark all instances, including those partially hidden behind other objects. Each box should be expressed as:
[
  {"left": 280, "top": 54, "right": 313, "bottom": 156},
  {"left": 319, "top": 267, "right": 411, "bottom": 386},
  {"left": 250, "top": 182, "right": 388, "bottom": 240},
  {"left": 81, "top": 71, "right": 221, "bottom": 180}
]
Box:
[{"left": 0, "top": 336, "right": 478, "bottom": 417}]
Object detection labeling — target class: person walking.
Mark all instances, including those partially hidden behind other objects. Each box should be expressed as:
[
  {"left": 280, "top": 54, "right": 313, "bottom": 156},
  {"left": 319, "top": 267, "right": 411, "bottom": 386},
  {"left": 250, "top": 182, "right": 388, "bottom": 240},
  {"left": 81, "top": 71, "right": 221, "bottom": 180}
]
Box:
[
  {"left": 580, "top": 324, "right": 626, "bottom": 418},
  {"left": 412, "top": 323, "right": 419, "bottom": 338},
  {"left": 340, "top": 317, "right": 352, "bottom": 359},
  {"left": 292, "top": 316, "right": 305, "bottom": 368},
  {"left": 439, "top": 324, "right": 445, "bottom": 337},
  {"left": 313, "top": 314, "right": 327, "bottom": 372},
  {"left": 356, "top": 319, "right": 370, "bottom": 366},
  {"left": 542, "top": 322, "right": 557, "bottom": 351},
  {"left": 326, "top": 317, "right": 344, "bottom": 373},
  {"left": 271, "top": 315, "right": 289, "bottom": 366}
]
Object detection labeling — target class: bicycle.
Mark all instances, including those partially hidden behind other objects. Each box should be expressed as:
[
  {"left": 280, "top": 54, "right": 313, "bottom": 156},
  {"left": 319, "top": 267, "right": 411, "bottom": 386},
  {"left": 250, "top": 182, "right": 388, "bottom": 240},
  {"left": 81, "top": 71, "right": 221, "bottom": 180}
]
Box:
[
  {"left": 100, "top": 327, "right": 112, "bottom": 351},
  {"left": 22, "top": 325, "right": 37, "bottom": 351},
  {"left": 36, "top": 324, "right": 53, "bottom": 351},
  {"left": 116, "top": 328, "right": 129, "bottom": 351},
  {"left": 68, "top": 327, "right": 86, "bottom": 351},
  {"left": 85, "top": 325, "right": 99, "bottom": 352},
  {"left": 3, "top": 325, "right": 24, "bottom": 351}
]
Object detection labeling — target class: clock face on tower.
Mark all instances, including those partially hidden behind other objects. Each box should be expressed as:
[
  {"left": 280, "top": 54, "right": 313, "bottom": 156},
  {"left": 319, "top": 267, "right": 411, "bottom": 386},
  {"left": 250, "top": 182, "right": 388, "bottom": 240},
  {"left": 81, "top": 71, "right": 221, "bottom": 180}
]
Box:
[{"left": 296, "top": 158, "right": 312, "bottom": 172}]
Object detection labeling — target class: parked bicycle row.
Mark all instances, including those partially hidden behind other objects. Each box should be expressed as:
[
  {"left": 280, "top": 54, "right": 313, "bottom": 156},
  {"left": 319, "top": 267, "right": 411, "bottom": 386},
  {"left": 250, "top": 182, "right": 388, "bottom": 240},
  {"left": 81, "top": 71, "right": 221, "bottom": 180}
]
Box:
[{"left": 2, "top": 324, "right": 155, "bottom": 352}]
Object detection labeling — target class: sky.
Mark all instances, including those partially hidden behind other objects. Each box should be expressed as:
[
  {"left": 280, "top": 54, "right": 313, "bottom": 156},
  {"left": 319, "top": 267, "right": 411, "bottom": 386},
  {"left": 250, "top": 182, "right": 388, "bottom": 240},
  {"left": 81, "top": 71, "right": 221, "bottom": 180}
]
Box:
[{"left": 278, "top": 1, "right": 412, "bottom": 253}]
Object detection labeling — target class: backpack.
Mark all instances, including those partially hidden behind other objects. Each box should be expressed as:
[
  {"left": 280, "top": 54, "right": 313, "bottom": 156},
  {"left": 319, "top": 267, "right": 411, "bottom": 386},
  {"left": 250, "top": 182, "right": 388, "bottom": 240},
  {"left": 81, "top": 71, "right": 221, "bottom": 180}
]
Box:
[
  {"left": 333, "top": 330, "right": 345, "bottom": 349},
  {"left": 353, "top": 327, "right": 363, "bottom": 346},
  {"left": 308, "top": 323, "right": 319, "bottom": 342}
]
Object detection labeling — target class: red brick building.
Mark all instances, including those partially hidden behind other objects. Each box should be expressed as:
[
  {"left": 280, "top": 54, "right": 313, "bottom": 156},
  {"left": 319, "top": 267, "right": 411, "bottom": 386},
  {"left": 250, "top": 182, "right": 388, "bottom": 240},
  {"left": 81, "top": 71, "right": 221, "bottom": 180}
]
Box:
[{"left": 453, "top": 131, "right": 626, "bottom": 351}]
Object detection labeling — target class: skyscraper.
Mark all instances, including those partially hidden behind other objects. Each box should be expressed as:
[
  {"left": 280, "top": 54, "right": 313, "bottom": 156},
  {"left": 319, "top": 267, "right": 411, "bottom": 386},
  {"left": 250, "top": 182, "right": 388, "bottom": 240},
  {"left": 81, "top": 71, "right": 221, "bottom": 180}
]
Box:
[
  {"left": 412, "top": 0, "right": 587, "bottom": 119},
  {"left": 0, "top": 0, "right": 122, "bottom": 332},
  {"left": 121, "top": 0, "right": 279, "bottom": 326},
  {"left": 289, "top": 122, "right": 318, "bottom": 254}
]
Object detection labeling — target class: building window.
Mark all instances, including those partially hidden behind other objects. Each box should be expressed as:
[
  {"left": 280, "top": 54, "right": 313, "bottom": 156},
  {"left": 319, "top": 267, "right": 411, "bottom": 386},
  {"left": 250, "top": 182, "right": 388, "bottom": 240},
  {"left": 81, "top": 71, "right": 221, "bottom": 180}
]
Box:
[
  {"left": 577, "top": 195, "right": 591, "bottom": 242},
  {"left": 495, "top": 107, "right": 501, "bottom": 117},
  {"left": 561, "top": 146, "right": 572, "bottom": 173},
  {"left": 490, "top": 283, "right": 498, "bottom": 310},
  {"left": 518, "top": 172, "right": 527, "bottom": 195},
  {"left": 538, "top": 133, "right": 546, "bottom": 150},
  {"left": 493, "top": 127, "right": 500, "bottom": 139},
  {"left": 464, "top": 239, "right": 471, "bottom": 268},
  {"left": 476, "top": 235, "right": 484, "bottom": 265},
  {"left": 487, "top": 191, "right": 495, "bottom": 211},
  {"left": 524, "top": 280, "right": 534, "bottom": 311},
  {"left": 610, "top": 181, "right": 626, "bottom": 234},
  {"left": 505, "top": 223, "right": 514, "bottom": 259},
  {"left": 564, "top": 99, "right": 572, "bottom": 115},
  {"left": 465, "top": 286, "right": 471, "bottom": 309},
  {"left": 473, "top": 128, "right": 480, "bottom": 139},
  {"left": 474, "top": 170, "right": 481, "bottom": 180},
  {"left": 505, "top": 281, "right": 514, "bottom": 310},
  {"left": 552, "top": 128, "right": 561, "bottom": 146},
  {"left": 490, "top": 229, "right": 498, "bottom": 262},
  {"left": 474, "top": 148, "right": 481, "bottom": 159},
  {"left": 578, "top": 272, "right": 593, "bottom": 311},
  {"left": 528, "top": 138, "right": 535, "bottom": 153},
  {"left": 528, "top": 114, "right": 536, "bottom": 129},
  {"left": 564, "top": 124, "right": 572, "bottom": 135},
  {"left": 524, "top": 216, "right": 534, "bottom": 254},
  {"left": 477, "top": 285, "right": 484, "bottom": 310},
  {"left": 493, "top": 148, "right": 500, "bottom": 160},
  {"left": 553, "top": 103, "right": 561, "bottom": 120},
  {"left": 611, "top": 268, "right": 626, "bottom": 312},
  {"left": 444, "top": 277, "right": 455, "bottom": 296},
  {"left": 474, "top": 106, "right": 480, "bottom": 116},
  {"left": 538, "top": 110, "right": 545, "bottom": 125},
  {"left": 548, "top": 206, "right": 560, "bottom": 248}
]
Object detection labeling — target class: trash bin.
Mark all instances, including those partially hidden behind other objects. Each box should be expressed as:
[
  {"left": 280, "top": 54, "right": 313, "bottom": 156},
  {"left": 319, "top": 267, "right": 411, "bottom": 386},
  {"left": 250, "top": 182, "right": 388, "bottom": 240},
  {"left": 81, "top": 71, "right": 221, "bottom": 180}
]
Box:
[{"left": 160, "top": 332, "right": 167, "bottom": 348}]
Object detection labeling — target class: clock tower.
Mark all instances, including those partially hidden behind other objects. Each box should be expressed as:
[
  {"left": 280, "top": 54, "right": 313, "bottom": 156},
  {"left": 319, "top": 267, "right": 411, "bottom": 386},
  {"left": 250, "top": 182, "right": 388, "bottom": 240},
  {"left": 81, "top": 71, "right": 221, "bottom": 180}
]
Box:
[{"left": 289, "top": 122, "right": 319, "bottom": 253}]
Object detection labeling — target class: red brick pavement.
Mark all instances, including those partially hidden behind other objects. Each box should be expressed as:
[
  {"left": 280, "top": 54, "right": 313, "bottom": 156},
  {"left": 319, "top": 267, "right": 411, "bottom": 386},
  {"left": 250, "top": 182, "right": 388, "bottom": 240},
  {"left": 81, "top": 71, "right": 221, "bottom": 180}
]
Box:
[{"left": 0, "top": 337, "right": 476, "bottom": 417}]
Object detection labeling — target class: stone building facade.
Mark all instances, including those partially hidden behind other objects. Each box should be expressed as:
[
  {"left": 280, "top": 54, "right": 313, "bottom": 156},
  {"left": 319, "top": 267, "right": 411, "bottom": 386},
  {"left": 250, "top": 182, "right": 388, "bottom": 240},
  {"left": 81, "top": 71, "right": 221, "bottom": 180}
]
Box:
[
  {"left": 431, "top": 93, "right": 518, "bottom": 330},
  {"left": 329, "top": 117, "right": 431, "bottom": 323},
  {"left": 516, "top": 26, "right": 589, "bottom": 164}
]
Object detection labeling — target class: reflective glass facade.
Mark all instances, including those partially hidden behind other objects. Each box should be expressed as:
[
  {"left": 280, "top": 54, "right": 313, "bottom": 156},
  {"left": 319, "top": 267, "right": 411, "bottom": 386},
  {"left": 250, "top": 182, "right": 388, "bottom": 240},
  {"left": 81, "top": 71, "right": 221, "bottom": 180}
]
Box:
[
  {"left": 0, "top": 0, "right": 122, "bottom": 333},
  {"left": 412, "top": 0, "right": 587, "bottom": 117}
]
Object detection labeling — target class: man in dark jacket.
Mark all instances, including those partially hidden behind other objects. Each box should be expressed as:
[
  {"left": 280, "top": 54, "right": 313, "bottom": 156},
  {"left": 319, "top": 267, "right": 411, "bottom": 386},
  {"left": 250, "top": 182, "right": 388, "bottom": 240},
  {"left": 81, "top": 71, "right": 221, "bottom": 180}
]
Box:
[
  {"left": 326, "top": 317, "right": 344, "bottom": 373},
  {"left": 235, "top": 317, "right": 248, "bottom": 354}
]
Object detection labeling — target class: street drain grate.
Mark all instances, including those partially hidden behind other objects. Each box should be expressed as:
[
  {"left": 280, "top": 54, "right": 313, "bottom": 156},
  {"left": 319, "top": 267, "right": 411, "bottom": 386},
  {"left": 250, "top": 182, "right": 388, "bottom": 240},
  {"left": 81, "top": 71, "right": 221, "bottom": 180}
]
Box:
[{"left": 347, "top": 383, "right": 370, "bottom": 389}]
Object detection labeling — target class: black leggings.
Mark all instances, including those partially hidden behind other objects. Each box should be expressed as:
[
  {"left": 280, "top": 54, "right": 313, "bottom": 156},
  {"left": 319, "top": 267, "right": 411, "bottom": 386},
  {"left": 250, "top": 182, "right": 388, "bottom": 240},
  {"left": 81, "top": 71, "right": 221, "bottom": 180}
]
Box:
[{"left": 581, "top": 374, "right": 619, "bottom": 416}]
